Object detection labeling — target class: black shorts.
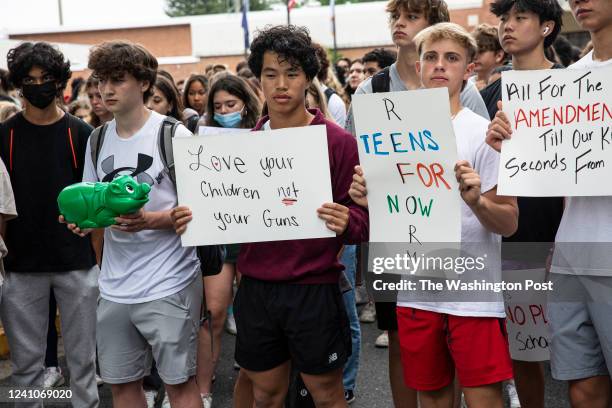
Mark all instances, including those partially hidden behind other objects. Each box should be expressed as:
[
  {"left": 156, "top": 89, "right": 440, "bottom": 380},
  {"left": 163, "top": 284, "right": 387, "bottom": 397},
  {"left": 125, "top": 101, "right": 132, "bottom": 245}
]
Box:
[
  {"left": 234, "top": 276, "right": 351, "bottom": 375},
  {"left": 375, "top": 301, "right": 398, "bottom": 331},
  {"left": 371, "top": 271, "right": 399, "bottom": 331}
]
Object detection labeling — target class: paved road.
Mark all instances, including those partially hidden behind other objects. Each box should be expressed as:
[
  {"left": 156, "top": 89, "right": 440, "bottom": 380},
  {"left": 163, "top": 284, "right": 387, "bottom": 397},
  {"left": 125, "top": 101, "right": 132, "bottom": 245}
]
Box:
[{"left": 0, "top": 313, "right": 570, "bottom": 407}]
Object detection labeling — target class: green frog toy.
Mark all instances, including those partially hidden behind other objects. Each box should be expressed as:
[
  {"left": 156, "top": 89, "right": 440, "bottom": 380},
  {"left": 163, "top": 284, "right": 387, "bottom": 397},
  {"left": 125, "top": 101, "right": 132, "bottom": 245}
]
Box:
[{"left": 58, "top": 175, "right": 151, "bottom": 229}]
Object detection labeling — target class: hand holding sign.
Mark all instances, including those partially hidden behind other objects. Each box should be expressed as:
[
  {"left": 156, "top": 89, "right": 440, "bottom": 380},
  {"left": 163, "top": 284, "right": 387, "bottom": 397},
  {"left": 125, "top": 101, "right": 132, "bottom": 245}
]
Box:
[
  {"left": 170, "top": 206, "right": 192, "bottom": 235},
  {"left": 455, "top": 160, "right": 482, "bottom": 207},
  {"left": 349, "top": 165, "right": 368, "bottom": 208},
  {"left": 317, "top": 203, "right": 349, "bottom": 234},
  {"left": 486, "top": 101, "right": 513, "bottom": 153}
]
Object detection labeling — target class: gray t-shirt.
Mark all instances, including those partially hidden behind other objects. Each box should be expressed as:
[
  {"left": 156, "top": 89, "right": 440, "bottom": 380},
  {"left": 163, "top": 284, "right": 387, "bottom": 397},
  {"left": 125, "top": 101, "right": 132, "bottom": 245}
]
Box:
[
  {"left": 83, "top": 111, "right": 200, "bottom": 303},
  {"left": 345, "top": 62, "right": 490, "bottom": 134},
  {"left": 0, "top": 158, "right": 17, "bottom": 283}
]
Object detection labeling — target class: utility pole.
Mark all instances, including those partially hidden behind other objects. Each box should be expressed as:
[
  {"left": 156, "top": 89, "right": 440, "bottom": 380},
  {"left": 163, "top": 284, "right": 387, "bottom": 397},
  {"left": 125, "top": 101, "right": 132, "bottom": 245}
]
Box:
[
  {"left": 58, "top": 0, "right": 64, "bottom": 25},
  {"left": 331, "top": 0, "right": 337, "bottom": 61}
]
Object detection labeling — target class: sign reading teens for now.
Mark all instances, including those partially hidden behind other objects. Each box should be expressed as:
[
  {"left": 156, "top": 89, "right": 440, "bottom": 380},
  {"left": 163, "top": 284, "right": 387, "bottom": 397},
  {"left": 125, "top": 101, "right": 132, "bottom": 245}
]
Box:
[
  {"left": 352, "top": 88, "right": 461, "bottom": 243},
  {"left": 498, "top": 65, "right": 612, "bottom": 197}
]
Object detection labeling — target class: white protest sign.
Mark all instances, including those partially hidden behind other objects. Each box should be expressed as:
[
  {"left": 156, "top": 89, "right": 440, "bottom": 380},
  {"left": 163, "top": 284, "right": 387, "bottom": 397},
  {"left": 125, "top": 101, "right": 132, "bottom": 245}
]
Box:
[
  {"left": 498, "top": 66, "right": 612, "bottom": 196},
  {"left": 173, "top": 125, "right": 334, "bottom": 246},
  {"left": 504, "top": 269, "right": 550, "bottom": 362},
  {"left": 198, "top": 126, "right": 251, "bottom": 136},
  {"left": 352, "top": 88, "right": 461, "bottom": 243}
]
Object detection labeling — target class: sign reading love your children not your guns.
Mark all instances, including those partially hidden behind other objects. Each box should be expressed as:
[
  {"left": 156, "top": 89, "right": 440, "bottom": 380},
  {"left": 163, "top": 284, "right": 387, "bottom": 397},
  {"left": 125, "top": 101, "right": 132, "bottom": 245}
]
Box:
[
  {"left": 498, "top": 66, "right": 612, "bottom": 196},
  {"left": 352, "top": 88, "right": 461, "bottom": 243},
  {"left": 173, "top": 125, "right": 334, "bottom": 246}
]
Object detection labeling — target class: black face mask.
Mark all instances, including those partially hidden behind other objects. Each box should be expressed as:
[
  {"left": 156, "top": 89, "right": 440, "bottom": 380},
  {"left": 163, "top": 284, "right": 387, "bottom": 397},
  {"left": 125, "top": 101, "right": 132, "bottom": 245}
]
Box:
[{"left": 22, "top": 81, "right": 58, "bottom": 109}]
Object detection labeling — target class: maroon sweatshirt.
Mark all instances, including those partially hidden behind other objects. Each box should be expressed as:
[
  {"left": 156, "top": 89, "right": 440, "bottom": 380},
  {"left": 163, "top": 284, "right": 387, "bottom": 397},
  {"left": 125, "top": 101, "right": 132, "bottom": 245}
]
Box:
[{"left": 237, "top": 109, "right": 369, "bottom": 284}]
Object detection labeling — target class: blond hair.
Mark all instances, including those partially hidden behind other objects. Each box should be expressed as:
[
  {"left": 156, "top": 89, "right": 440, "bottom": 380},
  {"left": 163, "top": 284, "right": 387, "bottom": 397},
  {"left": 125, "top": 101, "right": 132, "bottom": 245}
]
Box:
[{"left": 414, "top": 22, "right": 478, "bottom": 63}]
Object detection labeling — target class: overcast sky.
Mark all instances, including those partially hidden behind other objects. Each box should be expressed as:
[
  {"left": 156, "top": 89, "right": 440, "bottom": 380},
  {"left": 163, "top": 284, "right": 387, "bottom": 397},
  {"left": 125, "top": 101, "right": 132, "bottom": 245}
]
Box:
[{"left": 0, "top": 0, "right": 170, "bottom": 33}]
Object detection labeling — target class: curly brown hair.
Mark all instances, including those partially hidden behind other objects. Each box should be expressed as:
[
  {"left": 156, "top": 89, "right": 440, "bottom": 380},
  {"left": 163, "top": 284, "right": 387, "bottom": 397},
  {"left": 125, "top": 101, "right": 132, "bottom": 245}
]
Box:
[
  {"left": 472, "top": 24, "right": 504, "bottom": 54},
  {"left": 386, "top": 0, "right": 450, "bottom": 25},
  {"left": 88, "top": 41, "right": 158, "bottom": 102}
]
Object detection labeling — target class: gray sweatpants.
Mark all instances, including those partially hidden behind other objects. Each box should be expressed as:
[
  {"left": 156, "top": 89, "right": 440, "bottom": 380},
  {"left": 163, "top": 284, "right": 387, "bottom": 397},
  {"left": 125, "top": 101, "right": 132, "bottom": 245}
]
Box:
[{"left": 0, "top": 267, "right": 99, "bottom": 408}]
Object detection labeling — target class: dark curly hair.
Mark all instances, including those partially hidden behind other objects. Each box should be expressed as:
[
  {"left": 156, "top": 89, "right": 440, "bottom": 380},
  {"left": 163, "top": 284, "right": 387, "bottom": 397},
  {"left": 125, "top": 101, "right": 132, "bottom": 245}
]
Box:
[
  {"left": 88, "top": 41, "right": 158, "bottom": 101},
  {"left": 248, "top": 25, "right": 320, "bottom": 81},
  {"left": 205, "top": 74, "right": 261, "bottom": 129},
  {"left": 362, "top": 48, "right": 397, "bottom": 70},
  {"left": 491, "top": 0, "right": 563, "bottom": 49},
  {"left": 6, "top": 42, "right": 71, "bottom": 95}
]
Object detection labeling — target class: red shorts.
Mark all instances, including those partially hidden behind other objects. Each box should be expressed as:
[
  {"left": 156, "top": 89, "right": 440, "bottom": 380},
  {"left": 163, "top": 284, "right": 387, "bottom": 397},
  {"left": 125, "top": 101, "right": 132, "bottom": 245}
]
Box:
[{"left": 397, "top": 307, "right": 513, "bottom": 391}]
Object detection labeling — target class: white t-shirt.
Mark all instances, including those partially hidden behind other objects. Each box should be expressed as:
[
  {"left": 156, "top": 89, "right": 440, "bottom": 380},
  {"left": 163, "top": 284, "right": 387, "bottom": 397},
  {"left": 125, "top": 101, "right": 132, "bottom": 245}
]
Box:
[
  {"left": 398, "top": 108, "right": 504, "bottom": 317},
  {"left": 83, "top": 111, "right": 200, "bottom": 303},
  {"left": 345, "top": 62, "right": 490, "bottom": 134},
  {"left": 321, "top": 84, "right": 347, "bottom": 128},
  {"left": 552, "top": 51, "right": 612, "bottom": 276},
  {"left": 0, "top": 157, "right": 17, "bottom": 284}
]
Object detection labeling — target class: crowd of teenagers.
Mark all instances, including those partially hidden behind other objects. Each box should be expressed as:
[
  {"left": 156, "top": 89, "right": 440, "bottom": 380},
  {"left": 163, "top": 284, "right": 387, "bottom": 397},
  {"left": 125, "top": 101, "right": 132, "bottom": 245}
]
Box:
[{"left": 0, "top": 0, "right": 610, "bottom": 407}]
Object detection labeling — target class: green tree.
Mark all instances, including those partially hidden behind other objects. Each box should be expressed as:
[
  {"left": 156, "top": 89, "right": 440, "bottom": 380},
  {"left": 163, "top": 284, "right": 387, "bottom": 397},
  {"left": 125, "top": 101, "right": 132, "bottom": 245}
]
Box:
[
  {"left": 249, "top": 0, "right": 270, "bottom": 11},
  {"left": 166, "top": 0, "right": 269, "bottom": 16}
]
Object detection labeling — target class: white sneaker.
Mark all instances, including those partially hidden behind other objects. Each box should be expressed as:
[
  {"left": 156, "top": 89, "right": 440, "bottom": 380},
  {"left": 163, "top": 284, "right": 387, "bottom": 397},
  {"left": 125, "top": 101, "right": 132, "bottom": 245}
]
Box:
[
  {"left": 505, "top": 380, "right": 521, "bottom": 408},
  {"left": 355, "top": 285, "right": 368, "bottom": 305},
  {"left": 201, "top": 393, "right": 212, "bottom": 408},
  {"left": 95, "top": 374, "right": 104, "bottom": 387},
  {"left": 225, "top": 313, "right": 237, "bottom": 335},
  {"left": 144, "top": 389, "right": 158, "bottom": 408},
  {"left": 359, "top": 302, "right": 376, "bottom": 323},
  {"left": 375, "top": 331, "right": 389, "bottom": 348},
  {"left": 43, "top": 367, "right": 65, "bottom": 388},
  {"left": 161, "top": 392, "right": 171, "bottom": 408}
]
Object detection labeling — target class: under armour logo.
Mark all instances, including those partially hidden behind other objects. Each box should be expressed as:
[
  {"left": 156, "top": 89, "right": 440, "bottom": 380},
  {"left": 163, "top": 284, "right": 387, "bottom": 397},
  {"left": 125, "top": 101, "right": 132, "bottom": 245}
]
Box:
[
  {"left": 101, "top": 153, "right": 154, "bottom": 185},
  {"left": 328, "top": 353, "right": 338, "bottom": 364}
]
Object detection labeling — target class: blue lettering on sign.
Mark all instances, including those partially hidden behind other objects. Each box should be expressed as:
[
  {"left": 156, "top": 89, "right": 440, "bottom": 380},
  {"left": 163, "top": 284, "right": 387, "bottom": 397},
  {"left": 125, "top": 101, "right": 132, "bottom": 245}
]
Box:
[{"left": 359, "top": 130, "right": 441, "bottom": 155}]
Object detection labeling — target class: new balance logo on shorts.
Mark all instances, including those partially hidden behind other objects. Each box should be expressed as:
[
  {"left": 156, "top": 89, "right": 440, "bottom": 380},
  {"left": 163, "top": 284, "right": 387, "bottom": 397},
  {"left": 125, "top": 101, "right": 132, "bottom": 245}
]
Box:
[{"left": 328, "top": 352, "right": 338, "bottom": 364}]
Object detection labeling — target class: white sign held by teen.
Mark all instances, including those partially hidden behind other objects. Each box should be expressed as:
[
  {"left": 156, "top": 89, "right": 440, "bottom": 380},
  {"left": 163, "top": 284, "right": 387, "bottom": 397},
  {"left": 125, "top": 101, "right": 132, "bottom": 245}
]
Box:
[
  {"left": 198, "top": 126, "right": 250, "bottom": 136},
  {"left": 173, "top": 125, "right": 335, "bottom": 246},
  {"left": 351, "top": 88, "right": 461, "bottom": 243},
  {"left": 504, "top": 269, "right": 550, "bottom": 362},
  {"left": 498, "top": 66, "right": 612, "bottom": 196}
]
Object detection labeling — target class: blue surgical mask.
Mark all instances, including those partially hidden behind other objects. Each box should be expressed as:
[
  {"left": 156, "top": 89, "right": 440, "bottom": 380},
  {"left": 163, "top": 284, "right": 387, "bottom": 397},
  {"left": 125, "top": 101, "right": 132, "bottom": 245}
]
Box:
[{"left": 214, "top": 111, "right": 242, "bottom": 128}]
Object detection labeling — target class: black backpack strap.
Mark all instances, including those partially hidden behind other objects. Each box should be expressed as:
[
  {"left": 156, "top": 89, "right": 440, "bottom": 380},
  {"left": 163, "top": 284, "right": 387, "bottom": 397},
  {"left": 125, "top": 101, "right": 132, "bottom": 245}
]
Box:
[
  {"left": 89, "top": 123, "right": 109, "bottom": 180},
  {"left": 371, "top": 66, "right": 391, "bottom": 93},
  {"left": 324, "top": 87, "right": 336, "bottom": 102},
  {"left": 157, "top": 116, "right": 182, "bottom": 187},
  {"left": 186, "top": 114, "right": 199, "bottom": 134}
]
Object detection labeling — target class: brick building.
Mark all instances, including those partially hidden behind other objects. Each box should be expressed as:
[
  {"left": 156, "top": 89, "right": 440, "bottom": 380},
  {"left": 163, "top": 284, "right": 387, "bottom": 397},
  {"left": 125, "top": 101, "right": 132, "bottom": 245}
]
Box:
[{"left": 4, "top": 0, "right": 586, "bottom": 82}]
